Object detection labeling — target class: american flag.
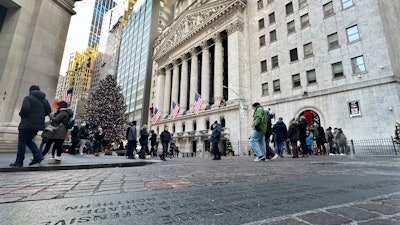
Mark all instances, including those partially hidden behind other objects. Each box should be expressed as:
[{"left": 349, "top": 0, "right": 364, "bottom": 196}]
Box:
[
  {"left": 152, "top": 107, "right": 161, "bottom": 125},
  {"left": 61, "top": 89, "right": 73, "bottom": 103},
  {"left": 171, "top": 101, "right": 180, "bottom": 120},
  {"left": 193, "top": 92, "right": 203, "bottom": 115}
]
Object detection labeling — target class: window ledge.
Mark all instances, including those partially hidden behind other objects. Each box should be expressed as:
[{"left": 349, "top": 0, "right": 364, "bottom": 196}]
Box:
[
  {"left": 347, "top": 38, "right": 362, "bottom": 45},
  {"left": 328, "top": 46, "right": 340, "bottom": 51},
  {"left": 304, "top": 54, "right": 314, "bottom": 59}
]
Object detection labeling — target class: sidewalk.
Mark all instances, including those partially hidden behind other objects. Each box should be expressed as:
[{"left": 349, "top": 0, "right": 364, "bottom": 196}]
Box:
[{"left": 0, "top": 152, "right": 159, "bottom": 172}]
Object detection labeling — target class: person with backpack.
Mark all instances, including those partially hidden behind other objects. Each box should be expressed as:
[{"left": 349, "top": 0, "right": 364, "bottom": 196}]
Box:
[
  {"left": 41, "top": 101, "right": 74, "bottom": 163},
  {"left": 78, "top": 122, "right": 89, "bottom": 155},
  {"left": 250, "top": 102, "right": 268, "bottom": 161}
]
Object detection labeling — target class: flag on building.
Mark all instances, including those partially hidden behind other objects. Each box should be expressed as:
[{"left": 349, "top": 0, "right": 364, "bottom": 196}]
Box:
[
  {"left": 152, "top": 107, "right": 161, "bottom": 125},
  {"left": 193, "top": 92, "right": 203, "bottom": 115},
  {"left": 171, "top": 101, "right": 180, "bottom": 120},
  {"left": 61, "top": 89, "right": 72, "bottom": 103}
]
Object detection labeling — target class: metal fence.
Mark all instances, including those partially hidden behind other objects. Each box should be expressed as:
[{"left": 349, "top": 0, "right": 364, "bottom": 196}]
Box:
[{"left": 349, "top": 137, "right": 398, "bottom": 156}]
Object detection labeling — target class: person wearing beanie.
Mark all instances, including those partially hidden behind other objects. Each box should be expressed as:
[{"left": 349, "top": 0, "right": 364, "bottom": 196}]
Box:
[
  {"left": 210, "top": 120, "right": 222, "bottom": 160},
  {"left": 10, "top": 85, "right": 51, "bottom": 167},
  {"left": 250, "top": 102, "right": 268, "bottom": 161},
  {"left": 41, "top": 100, "right": 74, "bottom": 163}
]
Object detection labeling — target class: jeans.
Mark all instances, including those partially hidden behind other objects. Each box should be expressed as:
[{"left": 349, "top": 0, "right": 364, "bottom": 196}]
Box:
[
  {"left": 15, "top": 129, "right": 42, "bottom": 164},
  {"left": 250, "top": 130, "right": 266, "bottom": 157},
  {"left": 274, "top": 141, "right": 284, "bottom": 157},
  {"left": 212, "top": 142, "right": 220, "bottom": 157},
  {"left": 79, "top": 139, "right": 86, "bottom": 154},
  {"left": 162, "top": 142, "right": 169, "bottom": 157},
  {"left": 126, "top": 140, "right": 136, "bottom": 158}
]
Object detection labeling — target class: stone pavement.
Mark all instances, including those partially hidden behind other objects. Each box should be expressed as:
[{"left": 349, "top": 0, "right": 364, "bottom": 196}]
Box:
[{"left": 0, "top": 152, "right": 399, "bottom": 225}]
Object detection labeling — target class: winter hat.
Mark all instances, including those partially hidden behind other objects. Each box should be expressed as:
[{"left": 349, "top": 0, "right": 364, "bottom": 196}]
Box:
[
  {"left": 29, "top": 85, "right": 40, "bottom": 91},
  {"left": 57, "top": 101, "right": 68, "bottom": 108},
  {"left": 252, "top": 102, "right": 260, "bottom": 107}
]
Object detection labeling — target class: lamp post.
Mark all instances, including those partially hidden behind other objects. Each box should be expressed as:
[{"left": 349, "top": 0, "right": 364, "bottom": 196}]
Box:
[{"left": 223, "top": 85, "right": 244, "bottom": 156}]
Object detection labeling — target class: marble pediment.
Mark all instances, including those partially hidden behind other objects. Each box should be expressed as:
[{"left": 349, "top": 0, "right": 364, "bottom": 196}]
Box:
[{"left": 153, "top": 0, "right": 246, "bottom": 61}]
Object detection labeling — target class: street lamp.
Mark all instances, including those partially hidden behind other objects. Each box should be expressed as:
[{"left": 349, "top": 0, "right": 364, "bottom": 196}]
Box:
[{"left": 223, "top": 85, "right": 244, "bottom": 156}]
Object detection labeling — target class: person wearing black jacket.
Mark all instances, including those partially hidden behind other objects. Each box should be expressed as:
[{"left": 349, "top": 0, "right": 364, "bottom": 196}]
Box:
[
  {"left": 159, "top": 126, "right": 171, "bottom": 161},
  {"left": 149, "top": 130, "right": 157, "bottom": 157},
  {"left": 10, "top": 85, "right": 51, "bottom": 167},
  {"left": 69, "top": 126, "right": 80, "bottom": 154},
  {"left": 139, "top": 124, "right": 149, "bottom": 159}
]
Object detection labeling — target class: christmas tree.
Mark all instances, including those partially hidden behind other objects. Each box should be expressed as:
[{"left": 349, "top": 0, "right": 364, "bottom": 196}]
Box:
[{"left": 84, "top": 74, "right": 128, "bottom": 143}]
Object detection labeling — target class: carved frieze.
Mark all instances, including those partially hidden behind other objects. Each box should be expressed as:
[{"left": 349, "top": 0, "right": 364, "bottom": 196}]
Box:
[{"left": 154, "top": 0, "right": 246, "bottom": 62}]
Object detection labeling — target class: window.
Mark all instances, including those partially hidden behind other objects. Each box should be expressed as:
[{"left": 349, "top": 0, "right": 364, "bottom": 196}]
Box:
[
  {"left": 323, "top": 1, "right": 334, "bottom": 18},
  {"left": 300, "top": 14, "right": 310, "bottom": 28},
  {"left": 286, "top": 2, "right": 294, "bottom": 15},
  {"left": 271, "top": 56, "right": 279, "bottom": 68},
  {"left": 290, "top": 48, "right": 298, "bottom": 62},
  {"left": 258, "top": 0, "right": 264, "bottom": 10},
  {"left": 332, "top": 62, "right": 344, "bottom": 78},
  {"left": 270, "top": 30, "right": 277, "bottom": 42},
  {"left": 307, "top": 69, "right": 317, "bottom": 84},
  {"left": 259, "top": 35, "right": 266, "bottom": 47},
  {"left": 342, "top": 0, "right": 353, "bottom": 9},
  {"left": 261, "top": 60, "right": 268, "bottom": 73},
  {"left": 269, "top": 12, "right": 275, "bottom": 24},
  {"left": 258, "top": 18, "right": 265, "bottom": 30},
  {"left": 303, "top": 42, "right": 313, "bottom": 58},
  {"left": 273, "top": 79, "right": 281, "bottom": 92},
  {"left": 262, "top": 83, "right": 269, "bottom": 96},
  {"left": 327, "top": 32, "right": 339, "bottom": 49},
  {"left": 268, "top": 0, "right": 274, "bottom": 4},
  {"left": 346, "top": 25, "right": 360, "bottom": 42},
  {"left": 287, "top": 20, "right": 295, "bottom": 34},
  {"left": 299, "top": 0, "right": 307, "bottom": 8},
  {"left": 351, "top": 56, "right": 366, "bottom": 73},
  {"left": 292, "top": 74, "right": 301, "bottom": 88}
]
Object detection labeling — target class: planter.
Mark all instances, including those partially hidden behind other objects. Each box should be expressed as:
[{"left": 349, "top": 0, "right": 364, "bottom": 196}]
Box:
[{"left": 226, "top": 151, "right": 234, "bottom": 157}]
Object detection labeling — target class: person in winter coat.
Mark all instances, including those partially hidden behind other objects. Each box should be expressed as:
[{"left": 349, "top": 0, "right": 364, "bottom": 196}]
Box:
[
  {"left": 69, "top": 125, "right": 80, "bottom": 154},
  {"left": 149, "top": 130, "right": 157, "bottom": 157},
  {"left": 326, "top": 127, "right": 335, "bottom": 155},
  {"left": 159, "top": 126, "right": 171, "bottom": 161},
  {"left": 264, "top": 109, "right": 279, "bottom": 160},
  {"left": 250, "top": 102, "right": 268, "bottom": 161},
  {"left": 139, "top": 124, "right": 149, "bottom": 159},
  {"left": 287, "top": 118, "right": 300, "bottom": 158},
  {"left": 335, "top": 128, "right": 347, "bottom": 155},
  {"left": 93, "top": 127, "right": 105, "bottom": 156},
  {"left": 78, "top": 122, "right": 89, "bottom": 155},
  {"left": 41, "top": 100, "right": 74, "bottom": 163},
  {"left": 126, "top": 121, "right": 137, "bottom": 159},
  {"left": 272, "top": 117, "right": 288, "bottom": 157},
  {"left": 210, "top": 121, "right": 223, "bottom": 160},
  {"left": 315, "top": 123, "right": 327, "bottom": 155},
  {"left": 10, "top": 85, "right": 51, "bottom": 167},
  {"left": 298, "top": 116, "right": 308, "bottom": 157}
]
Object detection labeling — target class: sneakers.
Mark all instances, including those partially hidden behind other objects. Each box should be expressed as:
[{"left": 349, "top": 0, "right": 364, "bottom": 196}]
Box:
[
  {"left": 271, "top": 154, "right": 279, "bottom": 161},
  {"left": 254, "top": 156, "right": 266, "bottom": 161},
  {"left": 9, "top": 163, "right": 23, "bottom": 167},
  {"left": 28, "top": 157, "right": 43, "bottom": 166}
]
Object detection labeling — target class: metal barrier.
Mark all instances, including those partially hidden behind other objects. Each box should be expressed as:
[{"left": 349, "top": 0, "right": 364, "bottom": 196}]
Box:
[{"left": 350, "top": 137, "right": 398, "bottom": 156}]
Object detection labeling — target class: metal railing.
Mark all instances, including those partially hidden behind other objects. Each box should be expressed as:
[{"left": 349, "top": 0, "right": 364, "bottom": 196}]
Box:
[{"left": 349, "top": 137, "right": 398, "bottom": 156}]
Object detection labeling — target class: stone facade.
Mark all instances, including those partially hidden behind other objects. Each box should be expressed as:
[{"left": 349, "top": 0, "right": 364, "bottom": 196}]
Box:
[
  {"left": 149, "top": 0, "right": 400, "bottom": 155},
  {"left": 0, "top": 0, "right": 79, "bottom": 148}
]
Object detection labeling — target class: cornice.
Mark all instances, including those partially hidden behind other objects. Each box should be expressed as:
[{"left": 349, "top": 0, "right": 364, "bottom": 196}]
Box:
[
  {"left": 52, "top": 0, "right": 79, "bottom": 15},
  {"left": 153, "top": 0, "right": 246, "bottom": 62}
]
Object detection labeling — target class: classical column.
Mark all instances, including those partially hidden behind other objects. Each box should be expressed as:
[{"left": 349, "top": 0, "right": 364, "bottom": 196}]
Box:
[
  {"left": 179, "top": 54, "right": 189, "bottom": 114},
  {"left": 157, "top": 69, "right": 165, "bottom": 113},
  {"left": 171, "top": 59, "right": 180, "bottom": 108},
  {"left": 213, "top": 33, "right": 224, "bottom": 106},
  {"left": 201, "top": 41, "right": 210, "bottom": 109},
  {"left": 189, "top": 48, "right": 198, "bottom": 111},
  {"left": 163, "top": 65, "right": 172, "bottom": 115}
]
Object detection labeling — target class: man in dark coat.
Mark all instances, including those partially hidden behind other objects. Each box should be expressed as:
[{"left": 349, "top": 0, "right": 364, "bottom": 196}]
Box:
[
  {"left": 298, "top": 116, "right": 308, "bottom": 157},
  {"left": 138, "top": 124, "right": 149, "bottom": 159},
  {"left": 126, "top": 121, "right": 137, "bottom": 159},
  {"left": 272, "top": 117, "right": 288, "bottom": 157},
  {"left": 10, "top": 85, "right": 51, "bottom": 167},
  {"left": 210, "top": 121, "right": 222, "bottom": 160},
  {"left": 159, "top": 126, "right": 171, "bottom": 161}
]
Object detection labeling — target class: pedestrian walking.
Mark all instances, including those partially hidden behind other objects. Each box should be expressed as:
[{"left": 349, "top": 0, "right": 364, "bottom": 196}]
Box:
[
  {"left": 210, "top": 121, "right": 222, "bottom": 160},
  {"left": 264, "top": 109, "right": 278, "bottom": 160},
  {"left": 126, "top": 121, "right": 137, "bottom": 159},
  {"left": 315, "top": 123, "right": 327, "bottom": 155},
  {"left": 10, "top": 85, "right": 51, "bottom": 167},
  {"left": 272, "top": 117, "right": 288, "bottom": 158},
  {"left": 298, "top": 116, "right": 308, "bottom": 158},
  {"left": 287, "top": 118, "right": 300, "bottom": 158},
  {"left": 78, "top": 122, "right": 89, "bottom": 155},
  {"left": 159, "top": 126, "right": 171, "bottom": 161},
  {"left": 149, "top": 130, "right": 157, "bottom": 157},
  {"left": 93, "top": 127, "right": 105, "bottom": 156},
  {"left": 335, "top": 128, "right": 347, "bottom": 155},
  {"left": 41, "top": 100, "right": 74, "bottom": 163},
  {"left": 250, "top": 102, "right": 268, "bottom": 161},
  {"left": 139, "top": 124, "right": 149, "bottom": 159},
  {"left": 326, "top": 127, "right": 335, "bottom": 155}
]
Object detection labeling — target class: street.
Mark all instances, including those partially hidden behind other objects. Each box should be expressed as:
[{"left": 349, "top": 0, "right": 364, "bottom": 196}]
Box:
[{"left": 0, "top": 155, "right": 400, "bottom": 225}]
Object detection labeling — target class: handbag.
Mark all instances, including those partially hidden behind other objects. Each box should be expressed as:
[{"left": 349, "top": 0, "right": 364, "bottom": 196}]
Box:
[{"left": 45, "top": 124, "right": 61, "bottom": 133}]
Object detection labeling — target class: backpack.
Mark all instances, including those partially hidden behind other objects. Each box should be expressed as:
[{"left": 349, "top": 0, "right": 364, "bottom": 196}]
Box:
[{"left": 65, "top": 117, "right": 75, "bottom": 130}]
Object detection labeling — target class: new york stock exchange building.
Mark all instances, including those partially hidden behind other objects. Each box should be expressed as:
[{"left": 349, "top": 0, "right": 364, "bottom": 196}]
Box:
[{"left": 148, "top": 0, "right": 400, "bottom": 156}]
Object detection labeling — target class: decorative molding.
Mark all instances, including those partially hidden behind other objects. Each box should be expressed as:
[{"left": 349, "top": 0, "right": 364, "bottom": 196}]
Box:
[
  {"left": 52, "top": 0, "right": 77, "bottom": 15},
  {"left": 227, "top": 20, "right": 244, "bottom": 35},
  {"left": 154, "top": 0, "right": 247, "bottom": 61}
]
